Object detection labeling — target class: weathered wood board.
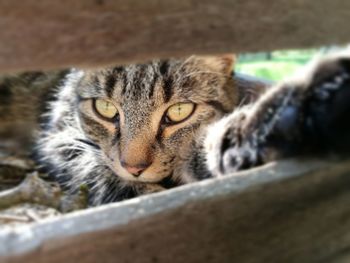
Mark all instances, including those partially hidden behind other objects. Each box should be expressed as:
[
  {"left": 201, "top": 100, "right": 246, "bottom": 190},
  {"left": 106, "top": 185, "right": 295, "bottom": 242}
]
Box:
[
  {"left": 0, "top": 0, "right": 349, "bottom": 72},
  {"left": 1, "top": 159, "right": 350, "bottom": 263}
]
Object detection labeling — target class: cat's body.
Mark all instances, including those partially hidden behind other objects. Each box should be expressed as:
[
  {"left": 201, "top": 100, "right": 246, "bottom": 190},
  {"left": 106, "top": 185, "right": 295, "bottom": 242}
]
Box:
[
  {"left": 1, "top": 52, "right": 350, "bottom": 206},
  {"left": 0, "top": 71, "right": 68, "bottom": 156}
]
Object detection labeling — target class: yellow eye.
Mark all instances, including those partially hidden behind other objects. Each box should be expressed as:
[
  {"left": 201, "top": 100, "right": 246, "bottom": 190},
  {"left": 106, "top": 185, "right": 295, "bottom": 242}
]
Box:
[
  {"left": 94, "top": 99, "right": 118, "bottom": 119},
  {"left": 166, "top": 102, "right": 195, "bottom": 123}
]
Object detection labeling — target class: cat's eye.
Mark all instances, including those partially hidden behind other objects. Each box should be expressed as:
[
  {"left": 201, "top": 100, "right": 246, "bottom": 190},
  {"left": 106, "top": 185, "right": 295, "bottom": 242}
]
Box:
[
  {"left": 94, "top": 99, "right": 118, "bottom": 119},
  {"left": 165, "top": 102, "right": 195, "bottom": 124}
]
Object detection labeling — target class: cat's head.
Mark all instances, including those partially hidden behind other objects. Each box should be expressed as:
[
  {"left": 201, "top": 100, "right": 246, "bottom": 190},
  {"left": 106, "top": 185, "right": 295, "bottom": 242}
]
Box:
[{"left": 75, "top": 55, "right": 237, "bottom": 183}]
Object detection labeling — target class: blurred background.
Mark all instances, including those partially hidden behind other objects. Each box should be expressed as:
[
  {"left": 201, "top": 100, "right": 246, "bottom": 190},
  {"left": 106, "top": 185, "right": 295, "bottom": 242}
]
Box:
[{"left": 236, "top": 46, "right": 348, "bottom": 81}]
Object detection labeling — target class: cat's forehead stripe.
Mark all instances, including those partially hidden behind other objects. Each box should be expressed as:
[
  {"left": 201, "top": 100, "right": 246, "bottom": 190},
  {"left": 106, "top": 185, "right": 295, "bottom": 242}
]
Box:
[
  {"left": 90, "top": 75, "right": 103, "bottom": 94},
  {"left": 147, "top": 65, "right": 158, "bottom": 99},
  {"left": 106, "top": 60, "right": 176, "bottom": 103},
  {"left": 159, "top": 60, "right": 169, "bottom": 75},
  {"left": 110, "top": 67, "right": 127, "bottom": 96},
  {"left": 101, "top": 67, "right": 126, "bottom": 98},
  {"left": 159, "top": 60, "right": 174, "bottom": 103},
  {"left": 104, "top": 74, "right": 117, "bottom": 98},
  {"left": 95, "top": 58, "right": 224, "bottom": 106}
]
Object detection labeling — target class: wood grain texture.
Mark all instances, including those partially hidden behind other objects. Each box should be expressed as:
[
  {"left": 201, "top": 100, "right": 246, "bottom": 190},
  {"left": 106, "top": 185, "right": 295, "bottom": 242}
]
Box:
[
  {"left": 1, "top": 159, "right": 350, "bottom": 262},
  {"left": 0, "top": 0, "right": 349, "bottom": 72}
]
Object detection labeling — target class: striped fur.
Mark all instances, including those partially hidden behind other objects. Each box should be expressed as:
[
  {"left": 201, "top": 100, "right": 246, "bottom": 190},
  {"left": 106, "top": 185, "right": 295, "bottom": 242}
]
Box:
[
  {"left": 36, "top": 56, "right": 244, "bottom": 205},
  {"left": 3, "top": 52, "right": 348, "bottom": 207}
]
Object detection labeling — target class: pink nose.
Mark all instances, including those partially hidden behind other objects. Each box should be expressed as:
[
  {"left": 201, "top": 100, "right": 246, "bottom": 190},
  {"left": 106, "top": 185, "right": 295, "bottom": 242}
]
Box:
[{"left": 120, "top": 161, "right": 150, "bottom": 177}]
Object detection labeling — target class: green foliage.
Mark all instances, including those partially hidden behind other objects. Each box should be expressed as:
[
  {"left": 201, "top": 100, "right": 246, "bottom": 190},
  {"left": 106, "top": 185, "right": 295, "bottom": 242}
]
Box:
[{"left": 236, "top": 49, "right": 319, "bottom": 81}]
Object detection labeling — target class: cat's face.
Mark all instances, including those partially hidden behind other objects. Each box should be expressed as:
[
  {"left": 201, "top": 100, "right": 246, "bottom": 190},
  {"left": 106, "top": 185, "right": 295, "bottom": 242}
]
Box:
[{"left": 75, "top": 56, "right": 237, "bottom": 183}]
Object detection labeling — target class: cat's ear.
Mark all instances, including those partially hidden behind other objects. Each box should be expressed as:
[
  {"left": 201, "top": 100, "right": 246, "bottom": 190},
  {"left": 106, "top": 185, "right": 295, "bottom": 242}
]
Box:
[{"left": 192, "top": 54, "right": 236, "bottom": 75}]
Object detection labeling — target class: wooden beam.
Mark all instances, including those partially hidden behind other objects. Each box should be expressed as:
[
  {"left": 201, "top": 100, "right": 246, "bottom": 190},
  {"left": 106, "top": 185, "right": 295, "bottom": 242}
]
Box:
[
  {"left": 0, "top": 0, "right": 349, "bottom": 72},
  {"left": 1, "top": 159, "right": 350, "bottom": 262}
]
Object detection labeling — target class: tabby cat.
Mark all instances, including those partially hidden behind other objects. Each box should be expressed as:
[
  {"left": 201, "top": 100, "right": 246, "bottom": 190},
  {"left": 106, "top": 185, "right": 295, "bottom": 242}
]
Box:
[
  {"left": 36, "top": 55, "right": 267, "bottom": 205},
  {"left": 1, "top": 52, "right": 350, "bottom": 206}
]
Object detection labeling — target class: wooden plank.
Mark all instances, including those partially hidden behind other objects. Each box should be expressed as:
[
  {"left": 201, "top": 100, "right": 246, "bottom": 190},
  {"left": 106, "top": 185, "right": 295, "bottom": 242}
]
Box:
[
  {"left": 0, "top": 0, "right": 349, "bottom": 72},
  {"left": 1, "top": 159, "right": 350, "bottom": 262}
]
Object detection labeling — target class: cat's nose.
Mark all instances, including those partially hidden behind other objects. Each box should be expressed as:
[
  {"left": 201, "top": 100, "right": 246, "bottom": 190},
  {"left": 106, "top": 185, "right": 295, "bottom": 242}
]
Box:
[{"left": 120, "top": 161, "right": 150, "bottom": 177}]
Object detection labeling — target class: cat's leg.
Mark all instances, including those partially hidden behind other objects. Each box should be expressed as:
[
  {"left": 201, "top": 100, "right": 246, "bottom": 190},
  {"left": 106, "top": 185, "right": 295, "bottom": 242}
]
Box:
[{"left": 205, "top": 51, "right": 350, "bottom": 176}]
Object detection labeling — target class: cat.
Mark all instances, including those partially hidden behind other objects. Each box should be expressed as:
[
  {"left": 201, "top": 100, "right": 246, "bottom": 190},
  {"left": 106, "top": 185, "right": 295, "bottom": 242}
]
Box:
[
  {"left": 35, "top": 55, "right": 270, "bottom": 205},
  {"left": 1, "top": 52, "right": 349, "bottom": 207}
]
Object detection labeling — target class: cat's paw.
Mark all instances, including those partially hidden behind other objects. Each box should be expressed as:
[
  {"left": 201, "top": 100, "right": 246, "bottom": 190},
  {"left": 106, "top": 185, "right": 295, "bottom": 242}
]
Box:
[
  {"left": 206, "top": 51, "right": 350, "bottom": 176},
  {"left": 302, "top": 53, "right": 350, "bottom": 152},
  {"left": 205, "top": 80, "right": 304, "bottom": 175},
  {"left": 205, "top": 107, "right": 261, "bottom": 176}
]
